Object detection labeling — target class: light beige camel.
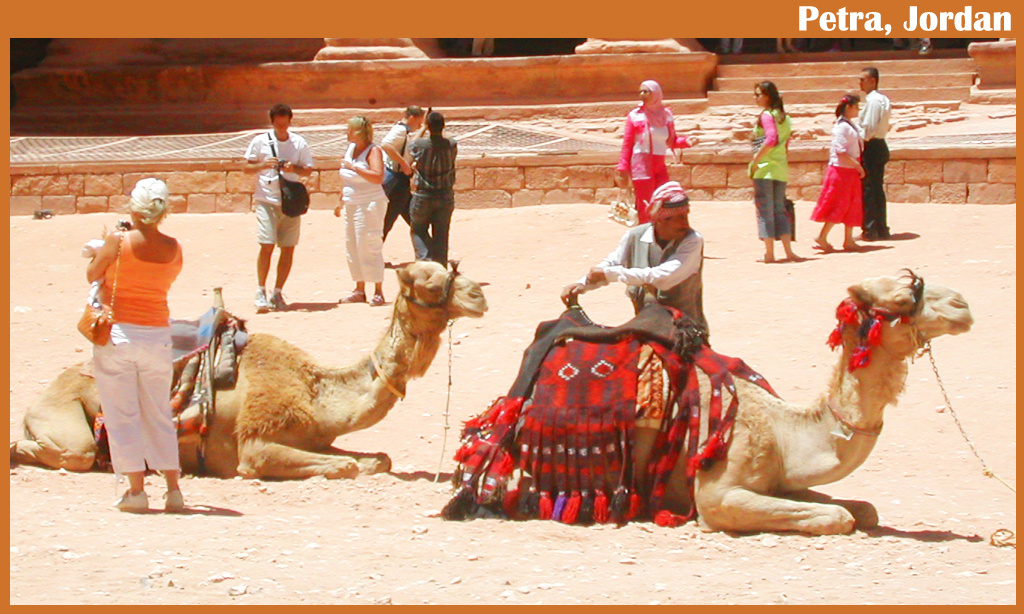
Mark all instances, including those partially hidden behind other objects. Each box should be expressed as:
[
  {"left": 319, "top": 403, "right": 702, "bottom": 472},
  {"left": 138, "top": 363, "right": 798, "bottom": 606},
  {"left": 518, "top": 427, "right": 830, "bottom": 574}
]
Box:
[
  {"left": 448, "top": 272, "right": 973, "bottom": 535},
  {"left": 11, "top": 261, "right": 487, "bottom": 479},
  {"left": 649, "top": 273, "right": 974, "bottom": 534}
]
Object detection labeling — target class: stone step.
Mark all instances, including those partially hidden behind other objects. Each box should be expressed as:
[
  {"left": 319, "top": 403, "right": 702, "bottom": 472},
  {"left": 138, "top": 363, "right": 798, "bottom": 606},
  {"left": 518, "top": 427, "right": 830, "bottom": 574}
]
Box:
[
  {"left": 716, "top": 57, "right": 976, "bottom": 78},
  {"left": 9, "top": 98, "right": 711, "bottom": 137},
  {"left": 708, "top": 86, "right": 972, "bottom": 106},
  {"left": 715, "top": 73, "right": 975, "bottom": 92}
]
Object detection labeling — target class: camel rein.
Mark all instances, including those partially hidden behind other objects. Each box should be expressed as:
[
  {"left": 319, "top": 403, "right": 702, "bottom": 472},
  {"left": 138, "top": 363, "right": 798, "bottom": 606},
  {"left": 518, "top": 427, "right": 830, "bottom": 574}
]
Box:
[
  {"left": 434, "top": 320, "right": 454, "bottom": 483},
  {"left": 922, "top": 341, "right": 1015, "bottom": 548}
]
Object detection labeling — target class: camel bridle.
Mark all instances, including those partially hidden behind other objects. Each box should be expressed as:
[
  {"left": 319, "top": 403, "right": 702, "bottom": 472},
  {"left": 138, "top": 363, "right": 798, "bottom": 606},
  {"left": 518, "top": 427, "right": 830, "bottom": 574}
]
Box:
[{"left": 400, "top": 265, "right": 461, "bottom": 312}]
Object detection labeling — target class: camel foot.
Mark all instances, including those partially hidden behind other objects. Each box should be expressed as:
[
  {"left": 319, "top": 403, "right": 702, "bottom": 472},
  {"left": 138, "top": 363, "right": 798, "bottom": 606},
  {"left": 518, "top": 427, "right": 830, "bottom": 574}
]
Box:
[
  {"left": 356, "top": 452, "right": 392, "bottom": 475},
  {"left": 789, "top": 490, "right": 878, "bottom": 530}
]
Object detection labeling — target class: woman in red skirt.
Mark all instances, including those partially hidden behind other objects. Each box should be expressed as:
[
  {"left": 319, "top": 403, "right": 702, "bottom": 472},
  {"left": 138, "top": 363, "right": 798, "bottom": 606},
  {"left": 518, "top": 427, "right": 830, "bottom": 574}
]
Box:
[{"left": 811, "top": 94, "right": 866, "bottom": 252}]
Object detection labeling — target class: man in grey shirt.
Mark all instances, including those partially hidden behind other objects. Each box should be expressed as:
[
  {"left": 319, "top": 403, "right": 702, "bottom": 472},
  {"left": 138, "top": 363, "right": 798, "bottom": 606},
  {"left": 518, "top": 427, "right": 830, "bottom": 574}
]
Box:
[{"left": 408, "top": 111, "right": 458, "bottom": 264}]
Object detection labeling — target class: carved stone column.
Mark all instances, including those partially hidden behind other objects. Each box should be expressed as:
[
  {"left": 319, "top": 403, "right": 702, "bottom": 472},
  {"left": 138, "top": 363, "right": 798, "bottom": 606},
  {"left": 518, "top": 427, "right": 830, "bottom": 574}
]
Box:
[
  {"left": 574, "top": 38, "right": 706, "bottom": 54},
  {"left": 314, "top": 38, "right": 428, "bottom": 61}
]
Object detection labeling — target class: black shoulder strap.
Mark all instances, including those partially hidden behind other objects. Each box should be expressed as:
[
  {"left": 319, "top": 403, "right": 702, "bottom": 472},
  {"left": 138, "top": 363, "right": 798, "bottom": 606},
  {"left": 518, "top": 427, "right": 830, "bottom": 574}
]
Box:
[{"left": 267, "top": 132, "right": 277, "bottom": 157}]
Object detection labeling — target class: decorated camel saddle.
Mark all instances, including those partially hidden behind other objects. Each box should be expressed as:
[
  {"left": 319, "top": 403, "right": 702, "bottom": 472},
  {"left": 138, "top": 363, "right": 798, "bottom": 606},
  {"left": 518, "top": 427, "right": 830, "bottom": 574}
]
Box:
[
  {"left": 90, "top": 297, "right": 248, "bottom": 470},
  {"left": 443, "top": 301, "right": 777, "bottom": 526}
]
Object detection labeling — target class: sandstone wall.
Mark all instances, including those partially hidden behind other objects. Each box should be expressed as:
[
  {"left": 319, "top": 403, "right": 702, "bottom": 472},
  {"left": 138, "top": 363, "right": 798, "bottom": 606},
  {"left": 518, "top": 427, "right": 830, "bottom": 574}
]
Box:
[{"left": 9, "top": 148, "right": 1016, "bottom": 216}]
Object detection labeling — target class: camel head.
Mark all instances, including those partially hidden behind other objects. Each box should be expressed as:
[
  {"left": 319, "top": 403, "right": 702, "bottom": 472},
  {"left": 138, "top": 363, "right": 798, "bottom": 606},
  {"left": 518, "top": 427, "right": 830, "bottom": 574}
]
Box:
[
  {"left": 396, "top": 261, "right": 488, "bottom": 323},
  {"left": 844, "top": 270, "right": 973, "bottom": 359}
]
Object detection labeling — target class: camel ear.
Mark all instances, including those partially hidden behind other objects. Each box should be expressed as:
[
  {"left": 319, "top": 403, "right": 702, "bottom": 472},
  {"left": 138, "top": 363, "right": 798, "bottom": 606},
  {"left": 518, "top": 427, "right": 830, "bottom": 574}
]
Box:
[{"left": 396, "top": 265, "right": 416, "bottom": 289}]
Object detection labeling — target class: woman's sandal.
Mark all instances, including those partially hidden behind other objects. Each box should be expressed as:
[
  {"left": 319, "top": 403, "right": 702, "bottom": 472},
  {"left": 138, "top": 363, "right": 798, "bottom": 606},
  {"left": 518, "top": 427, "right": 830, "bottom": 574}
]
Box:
[
  {"left": 340, "top": 291, "right": 367, "bottom": 304},
  {"left": 369, "top": 294, "right": 386, "bottom": 307}
]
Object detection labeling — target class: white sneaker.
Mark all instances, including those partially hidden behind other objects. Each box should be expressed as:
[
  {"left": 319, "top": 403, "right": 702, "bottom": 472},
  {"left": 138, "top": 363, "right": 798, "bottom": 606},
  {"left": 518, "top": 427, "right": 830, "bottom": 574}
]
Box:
[
  {"left": 255, "top": 288, "right": 270, "bottom": 314},
  {"left": 115, "top": 489, "right": 149, "bottom": 513},
  {"left": 164, "top": 490, "right": 185, "bottom": 513},
  {"left": 270, "top": 290, "right": 287, "bottom": 312}
]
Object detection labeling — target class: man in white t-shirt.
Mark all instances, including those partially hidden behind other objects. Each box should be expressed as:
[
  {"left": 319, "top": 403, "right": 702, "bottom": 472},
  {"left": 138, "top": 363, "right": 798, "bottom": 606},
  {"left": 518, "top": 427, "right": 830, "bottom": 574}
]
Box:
[
  {"left": 244, "top": 103, "right": 314, "bottom": 313},
  {"left": 380, "top": 106, "right": 427, "bottom": 246}
]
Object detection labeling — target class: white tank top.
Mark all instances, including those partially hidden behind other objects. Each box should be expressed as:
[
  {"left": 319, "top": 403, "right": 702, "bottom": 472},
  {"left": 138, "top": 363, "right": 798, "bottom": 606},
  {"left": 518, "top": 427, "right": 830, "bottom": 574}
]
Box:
[{"left": 340, "top": 143, "right": 387, "bottom": 204}]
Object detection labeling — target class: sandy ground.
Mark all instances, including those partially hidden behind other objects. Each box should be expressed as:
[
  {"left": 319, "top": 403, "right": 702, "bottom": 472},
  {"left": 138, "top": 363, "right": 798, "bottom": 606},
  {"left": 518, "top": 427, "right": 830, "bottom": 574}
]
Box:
[{"left": 8, "top": 197, "right": 1016, "bottom": 604}]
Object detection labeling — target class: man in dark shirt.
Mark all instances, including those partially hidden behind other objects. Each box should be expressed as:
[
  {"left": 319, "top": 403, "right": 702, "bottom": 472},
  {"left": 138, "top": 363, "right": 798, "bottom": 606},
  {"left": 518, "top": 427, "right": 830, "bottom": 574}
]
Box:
[{"left": 408, "top": 111, "right": 458, "bottom": 263}]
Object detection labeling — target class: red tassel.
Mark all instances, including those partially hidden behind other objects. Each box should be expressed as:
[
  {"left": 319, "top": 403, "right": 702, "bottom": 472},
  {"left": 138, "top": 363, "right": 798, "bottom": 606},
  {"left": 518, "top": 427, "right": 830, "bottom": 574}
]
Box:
[
  {"left": 703, "top": 432, "right": 725, "bottom": 461},
  {"left": 593, "top": 491, "right": 610, "bottom": 524},
  {"left": 493, "top": 452, "right": 513, "bottom": 477},
  {"left": 827, "top": 326, "right": 844, "bottom": 349},
  {"left": 867, "top": 317, "right": 883, "bottom": 346},
  {"left": 849, "top": 346, "right": 871, "bottom": 371},
  {"left": 538, "top": 492, "right": 554, "bottom": 520},
  {"left": 836, "top": 299, "right": 860, "bottom": 324},
  {"left": 654, "top": 510, "right": 685, "bottom": 527},
  {"left": 560, "top": 491, "right": 582, "bottom": 524},
  {"left": 626, "top": 493, "right": 643, "bottom": 521}
]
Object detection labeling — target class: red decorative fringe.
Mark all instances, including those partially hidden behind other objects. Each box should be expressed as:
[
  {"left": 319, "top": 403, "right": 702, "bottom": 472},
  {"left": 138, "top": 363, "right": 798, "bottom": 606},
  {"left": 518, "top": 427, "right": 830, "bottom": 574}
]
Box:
[
  {"left": 827, "top": 326, "right": 844, "bottom": 349},
  {"left": 538, "top": 492, "right": 554, "bottom": 520},
  {"left": 626, "top": 493, "right": 643, "bottom": 521},
  {"left": 503, "top": 488, "right": 520, "bottom": 518},
  {"left": 561, "top": 491, "right": 582, "bottom": 524},
  {"left": 849, "top": 346, "right": 872, "bottom": 371},
  {"left": 653, "top": 510, "right": 686, "bottom": 527},
  {"left": 867, "top": 317, "right": 883, "bottom": 346},
  {"left": 593, "top": 491, "right": 610, "bottom": 524}
]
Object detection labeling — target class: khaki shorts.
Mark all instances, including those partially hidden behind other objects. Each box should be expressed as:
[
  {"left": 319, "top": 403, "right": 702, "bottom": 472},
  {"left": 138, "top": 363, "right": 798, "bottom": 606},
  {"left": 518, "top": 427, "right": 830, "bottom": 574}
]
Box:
[{"left": 255, "top": 201, "right": 301, "bottom": 247}]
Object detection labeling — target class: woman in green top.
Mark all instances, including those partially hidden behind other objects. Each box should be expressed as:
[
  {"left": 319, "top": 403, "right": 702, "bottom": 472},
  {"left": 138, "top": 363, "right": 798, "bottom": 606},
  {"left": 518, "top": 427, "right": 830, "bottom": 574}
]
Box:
[{"left": 749, "top": 81, "right": 799, "bottom": 263}]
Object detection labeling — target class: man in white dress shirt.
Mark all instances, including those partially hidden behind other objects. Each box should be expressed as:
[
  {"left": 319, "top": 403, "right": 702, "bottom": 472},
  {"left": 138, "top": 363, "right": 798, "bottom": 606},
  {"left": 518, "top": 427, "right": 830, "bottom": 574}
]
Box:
[{"left": 859, "top": 67, "right": 893, "bottom": 240}]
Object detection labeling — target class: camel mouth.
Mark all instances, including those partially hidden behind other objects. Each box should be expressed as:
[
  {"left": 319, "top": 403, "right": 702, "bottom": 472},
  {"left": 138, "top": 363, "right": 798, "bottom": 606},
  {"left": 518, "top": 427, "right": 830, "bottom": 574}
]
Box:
[{"left": 460, "top": 303, "right": 488, "bottom": 318}]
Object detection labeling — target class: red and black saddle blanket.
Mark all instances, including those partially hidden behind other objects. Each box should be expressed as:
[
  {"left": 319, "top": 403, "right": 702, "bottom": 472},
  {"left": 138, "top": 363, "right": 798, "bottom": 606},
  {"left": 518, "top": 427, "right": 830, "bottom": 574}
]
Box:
[{"left": 443, "top": 303, "right": 777, "bottom": 526}]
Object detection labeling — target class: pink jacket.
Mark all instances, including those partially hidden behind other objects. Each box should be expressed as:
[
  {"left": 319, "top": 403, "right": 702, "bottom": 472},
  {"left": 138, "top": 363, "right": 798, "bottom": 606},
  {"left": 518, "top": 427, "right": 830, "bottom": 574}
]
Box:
[{"left": 617, "top": 107, "right": 691, "bottom": 180}]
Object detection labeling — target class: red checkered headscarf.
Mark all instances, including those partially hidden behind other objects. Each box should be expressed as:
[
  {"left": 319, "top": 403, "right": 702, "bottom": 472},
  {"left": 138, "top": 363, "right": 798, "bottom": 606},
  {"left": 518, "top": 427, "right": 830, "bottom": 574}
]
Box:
[{"left": 648, "top": 181, "right": 690, "bottom": 222}]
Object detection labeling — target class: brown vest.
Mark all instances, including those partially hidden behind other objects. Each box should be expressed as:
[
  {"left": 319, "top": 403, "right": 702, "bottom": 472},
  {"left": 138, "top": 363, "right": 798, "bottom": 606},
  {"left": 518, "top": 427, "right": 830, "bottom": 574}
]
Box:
[{"left": 623, "top": 225, "right": 707, "bottom": 335}]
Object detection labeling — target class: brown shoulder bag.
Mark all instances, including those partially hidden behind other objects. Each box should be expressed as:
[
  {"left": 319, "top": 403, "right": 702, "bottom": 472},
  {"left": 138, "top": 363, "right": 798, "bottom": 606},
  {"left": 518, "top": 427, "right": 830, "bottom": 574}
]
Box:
[{"left": 77, "top": 234, "right": 122, "bottom": 345}]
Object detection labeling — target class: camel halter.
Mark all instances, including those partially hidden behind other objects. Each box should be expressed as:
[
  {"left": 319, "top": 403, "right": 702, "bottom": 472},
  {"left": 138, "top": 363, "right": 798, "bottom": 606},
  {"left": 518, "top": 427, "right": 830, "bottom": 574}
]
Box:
[
  {"left": 400, "top": 265, "right": 461, "bottom": 310},
  {"left": 827, "top": 271, "right": 925, "bottom": 373},
  {"left": 825, "top": 396, "right": 882, "bottom": 439},
  {"left": 370, "top": 351, "right": 405, "bottom": 400}
]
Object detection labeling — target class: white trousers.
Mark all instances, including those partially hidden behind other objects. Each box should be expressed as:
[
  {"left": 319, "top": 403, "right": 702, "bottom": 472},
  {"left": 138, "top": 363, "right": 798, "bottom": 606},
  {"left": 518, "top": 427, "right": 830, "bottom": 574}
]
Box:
[
  {"left": 344, "top": 197, "right": 385, "bottom": 284},
  {"left": 92, "top": 324, "right": 179, "bottom": 474}
]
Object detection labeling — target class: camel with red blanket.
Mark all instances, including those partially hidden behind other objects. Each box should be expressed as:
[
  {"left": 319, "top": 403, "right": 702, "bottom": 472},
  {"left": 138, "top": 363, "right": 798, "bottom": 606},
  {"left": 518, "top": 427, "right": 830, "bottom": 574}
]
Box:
[{"left": 444, "top": 271, "right": 973, "bottom": 535}]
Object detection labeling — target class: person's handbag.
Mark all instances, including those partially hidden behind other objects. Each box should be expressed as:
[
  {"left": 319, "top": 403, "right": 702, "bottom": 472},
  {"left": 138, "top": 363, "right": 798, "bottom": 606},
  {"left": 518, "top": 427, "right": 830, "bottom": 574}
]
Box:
[
  {"left": 608, "top": 187, "right": 639, "bottom": 227},
  {"left": 268, "top": 133, "right": 309, "bottom": 218},
  {"left": 77, "top": 234, "right": 122, "bottom": 346}
]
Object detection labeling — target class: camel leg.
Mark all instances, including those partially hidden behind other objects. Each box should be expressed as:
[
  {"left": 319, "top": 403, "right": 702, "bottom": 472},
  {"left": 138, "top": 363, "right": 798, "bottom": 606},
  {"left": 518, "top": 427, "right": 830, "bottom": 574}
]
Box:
[
  {"left": 236, "top": 438, "right": 381, "bottom": 480},
  {"left": 324, "top": 447, "right": 392, "bottom": 475},
  {"left": 10, "top": 436, "right": 97, "bottom": 472},
  {"left": 696, "top": 485, "right": 856, "bottom": 535},
  {"left": 788, "top": 489, "right": 879, "bottom": 530},
  {"left": 11, "top": 413, "right": 98, "bottom": 472}
]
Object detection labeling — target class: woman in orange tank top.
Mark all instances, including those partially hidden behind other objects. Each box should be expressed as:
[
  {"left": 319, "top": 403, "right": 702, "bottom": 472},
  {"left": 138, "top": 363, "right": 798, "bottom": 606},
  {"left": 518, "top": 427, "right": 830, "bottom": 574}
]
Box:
[{"left": 86, "top": 178, "right": 185, "bottom": 513}]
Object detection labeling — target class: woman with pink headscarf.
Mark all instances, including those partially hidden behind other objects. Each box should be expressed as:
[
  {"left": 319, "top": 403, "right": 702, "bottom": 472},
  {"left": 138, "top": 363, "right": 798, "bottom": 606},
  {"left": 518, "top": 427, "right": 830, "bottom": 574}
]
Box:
[{"left": 616, "top": 80, "right": 694, "bottom": 224}]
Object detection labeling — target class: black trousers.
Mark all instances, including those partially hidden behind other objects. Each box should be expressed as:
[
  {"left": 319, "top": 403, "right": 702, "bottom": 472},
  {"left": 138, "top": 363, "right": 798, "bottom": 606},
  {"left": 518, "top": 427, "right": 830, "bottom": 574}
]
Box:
[
  {"left": 862, "top": 138, "right": 890, "bottom": 237},
  {"left": 382, "top": 169, "right": 412, "bottom": 240}
]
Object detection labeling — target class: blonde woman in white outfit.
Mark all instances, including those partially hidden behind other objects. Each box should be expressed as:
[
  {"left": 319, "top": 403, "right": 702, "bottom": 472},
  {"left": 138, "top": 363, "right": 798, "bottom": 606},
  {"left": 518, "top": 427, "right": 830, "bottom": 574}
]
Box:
[{"left": 336, "top": 116, "right": 388, "bottom": 306}]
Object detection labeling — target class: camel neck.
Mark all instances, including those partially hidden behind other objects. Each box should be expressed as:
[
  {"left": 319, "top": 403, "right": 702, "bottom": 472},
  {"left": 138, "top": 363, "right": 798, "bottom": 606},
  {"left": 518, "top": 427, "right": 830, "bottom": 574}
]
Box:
[{"left": 828, "top": 340, "right": 910, "bottom": 434}]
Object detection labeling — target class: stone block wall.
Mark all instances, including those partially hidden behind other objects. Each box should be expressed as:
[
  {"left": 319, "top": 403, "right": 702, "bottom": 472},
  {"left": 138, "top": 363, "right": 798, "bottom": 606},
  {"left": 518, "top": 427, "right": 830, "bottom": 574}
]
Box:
[{"left": 8, "top": 147, "right": 1016, "bottom": 216}]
